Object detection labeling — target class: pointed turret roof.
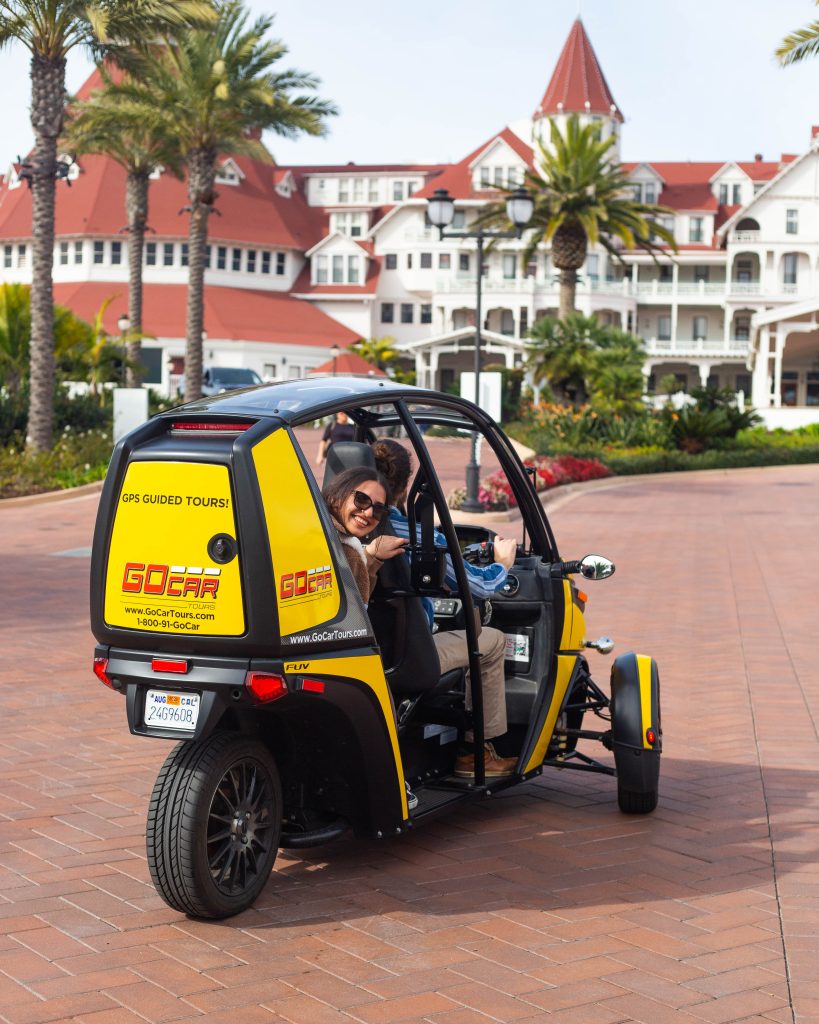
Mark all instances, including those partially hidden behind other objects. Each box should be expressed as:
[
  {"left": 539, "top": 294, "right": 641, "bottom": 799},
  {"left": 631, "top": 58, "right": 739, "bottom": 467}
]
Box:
[{"left": 536, "top": 18, "right": 623, "bottom": 123}]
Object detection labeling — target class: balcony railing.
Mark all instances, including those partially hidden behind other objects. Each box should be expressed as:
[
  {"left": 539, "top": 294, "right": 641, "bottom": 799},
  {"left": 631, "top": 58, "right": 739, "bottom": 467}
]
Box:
[
  {"left": 643, "top": 337, "right": 750, "bottom": 356},
  {"left": 728, "top": 279, "right": 762, "bottom": 293},
  {"left": 732, "top": 230, "right": 760, "bottom": 243}
]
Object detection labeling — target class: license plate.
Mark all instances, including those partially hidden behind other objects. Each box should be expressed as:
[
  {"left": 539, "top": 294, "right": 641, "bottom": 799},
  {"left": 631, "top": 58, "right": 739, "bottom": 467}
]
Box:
[{"left": 145, "top": 689, "right": 200, "bottom": 731}]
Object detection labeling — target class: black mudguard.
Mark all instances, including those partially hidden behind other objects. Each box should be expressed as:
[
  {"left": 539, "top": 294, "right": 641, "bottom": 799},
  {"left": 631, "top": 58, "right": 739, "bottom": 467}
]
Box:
[{"left": 610, "top": 652, "right": 661, "bottom": 797}]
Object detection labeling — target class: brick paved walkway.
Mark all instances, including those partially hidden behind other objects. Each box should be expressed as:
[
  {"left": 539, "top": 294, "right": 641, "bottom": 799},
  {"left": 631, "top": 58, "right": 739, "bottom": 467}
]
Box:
[{"left": 1, "top": 460, "right": 817, "bottom": 1024}]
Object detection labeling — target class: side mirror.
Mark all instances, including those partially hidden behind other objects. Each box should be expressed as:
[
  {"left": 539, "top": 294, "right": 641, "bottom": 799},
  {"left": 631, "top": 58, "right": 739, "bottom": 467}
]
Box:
[{"left": 580, "top": 554, "right": 615, "bottom": 580}]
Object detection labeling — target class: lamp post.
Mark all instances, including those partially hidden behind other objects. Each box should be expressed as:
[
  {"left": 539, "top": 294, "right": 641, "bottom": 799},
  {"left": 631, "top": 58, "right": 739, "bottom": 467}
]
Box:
[
  {"left": 427, "top": 186, "right": 534, "bottom": 512},
  {"left": 117, "top": 314, "right": 130, "bottom": 387},
  {"left": 330, "top": 343, "right": 340, "bottom": 376}
]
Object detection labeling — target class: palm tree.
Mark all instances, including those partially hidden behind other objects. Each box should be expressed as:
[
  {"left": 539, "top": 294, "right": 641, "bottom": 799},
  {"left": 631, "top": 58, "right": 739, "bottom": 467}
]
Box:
[
  {"left": 65, "top": 67, "right": 185, "bottom": 386},
  {"left": 121, "top": 0, "right": 336, "bottom": 402},
  {"left": 351, "top": 335, "right": 400, "bottom": 374},
  {"left": 777, "top": 3, "right": 819, "bottom": 64},
  {"left": 478, "top": 115, "right": 676, "bottom": 321},
  {"left": 0, "top": 0, "right": 213, "bottom": 453}
]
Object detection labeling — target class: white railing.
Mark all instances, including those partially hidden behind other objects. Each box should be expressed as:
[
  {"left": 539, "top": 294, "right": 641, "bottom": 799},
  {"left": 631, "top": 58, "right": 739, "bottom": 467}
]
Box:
[
  {"left": 732, "top": 230, "right": 760, "bottom": 243},
  {"left": 643, "top": 337, "right": 750, "bottom": 356},
  {"left": 728, "top": 280, "right": 762, "bottom": 293}
]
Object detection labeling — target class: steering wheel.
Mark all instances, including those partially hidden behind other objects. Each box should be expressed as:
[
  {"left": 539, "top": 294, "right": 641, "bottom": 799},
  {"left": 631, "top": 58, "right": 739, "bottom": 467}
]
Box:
[{"left": 463, "top": 540, "right": 495, "bottom": 565}]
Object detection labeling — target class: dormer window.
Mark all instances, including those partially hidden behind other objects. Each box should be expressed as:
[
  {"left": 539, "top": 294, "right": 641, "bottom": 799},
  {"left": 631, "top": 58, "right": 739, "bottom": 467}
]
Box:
[
  {"left": 313, "top": 252, "right": 362, "bottom": 285},
  {"left": 275, "top": 171, "right": 295, "bottom": 198},
  {"left": 330, "top": 211, "right": 366, "bottom": 237},
  {"left": 475, "top": 165, "right": 523, "bottom": 190},
  {"left": 216, "top": 158, "right": 243, "bottom": 186}
]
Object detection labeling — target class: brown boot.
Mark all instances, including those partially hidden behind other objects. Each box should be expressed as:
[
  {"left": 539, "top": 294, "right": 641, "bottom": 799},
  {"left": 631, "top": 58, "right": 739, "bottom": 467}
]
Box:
[{"left": 454, "top": 742, "right": 518, "bottom": 779}]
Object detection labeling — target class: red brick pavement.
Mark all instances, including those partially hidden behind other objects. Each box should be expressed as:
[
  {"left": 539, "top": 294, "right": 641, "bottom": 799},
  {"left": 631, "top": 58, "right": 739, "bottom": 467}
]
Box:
[{"left": 1, "top": 456, "right": 817, "bottom": 1024}]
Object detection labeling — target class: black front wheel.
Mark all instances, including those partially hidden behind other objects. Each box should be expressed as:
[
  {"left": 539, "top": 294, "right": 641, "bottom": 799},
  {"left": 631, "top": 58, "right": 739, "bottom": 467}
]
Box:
[{"left": 147, "top": 732, "right": 282, "bottom": 919}]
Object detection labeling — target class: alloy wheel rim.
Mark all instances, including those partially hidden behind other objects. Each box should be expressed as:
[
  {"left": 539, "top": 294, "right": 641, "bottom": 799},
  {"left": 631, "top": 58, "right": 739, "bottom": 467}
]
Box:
[{"left": 206, "top": 758, "right": 275, "bottom": 895}]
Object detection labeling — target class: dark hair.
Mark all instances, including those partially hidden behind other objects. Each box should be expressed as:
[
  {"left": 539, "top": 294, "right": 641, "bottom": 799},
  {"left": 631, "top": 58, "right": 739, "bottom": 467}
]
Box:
[
  {"left": 372, "top": 439, "right": 412, "bottom": 509},
  {"left": 322, "top": 466, "right": 388, "bottom": 522}
]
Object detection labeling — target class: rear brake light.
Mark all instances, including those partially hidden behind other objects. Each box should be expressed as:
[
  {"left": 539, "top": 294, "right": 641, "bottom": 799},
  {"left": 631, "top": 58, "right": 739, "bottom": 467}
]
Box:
[
  {"left": 93, "top": 656, "right": 113, "bottom": 688},
  {"left": 152, "top": 658, "right": 189, "bottom": 674},
  {"left": 646, "top": 729, "right": 657, "bottom": 745},
  {"left": 171, "top": 421, "right": 252, "bottom": 432},
  {"left": 245, "top": 672, "right": 288, "bottom": 703},
  {"left": 301, "top": 678, "right": 325, "bottom": 694}
]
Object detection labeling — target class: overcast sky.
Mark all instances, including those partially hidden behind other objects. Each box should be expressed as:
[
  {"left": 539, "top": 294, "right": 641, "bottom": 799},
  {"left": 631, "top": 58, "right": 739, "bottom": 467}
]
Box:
[{"left": 1, "top": 0, "right": 818, "bottom": 171}]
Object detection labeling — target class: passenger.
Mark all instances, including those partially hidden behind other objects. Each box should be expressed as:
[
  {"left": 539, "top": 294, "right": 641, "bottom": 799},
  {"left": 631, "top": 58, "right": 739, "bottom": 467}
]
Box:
[
  {"left": 372, "top": 439, "right": 518, "bottom": 778},
  {"left": 321, "top": 467, "right": 407, "bottom": 602}
]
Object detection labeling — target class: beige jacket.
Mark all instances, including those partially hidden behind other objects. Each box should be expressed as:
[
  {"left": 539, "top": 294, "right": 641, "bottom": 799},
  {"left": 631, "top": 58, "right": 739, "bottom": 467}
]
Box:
[{"left": 331, "top": 517, "right": 383, "bottom": 602}]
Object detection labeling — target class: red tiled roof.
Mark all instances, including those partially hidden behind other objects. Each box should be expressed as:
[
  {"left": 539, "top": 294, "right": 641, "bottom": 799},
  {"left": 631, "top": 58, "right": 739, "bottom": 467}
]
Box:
[
  {"left": 414, "top": 128, "right": 534, "bottom": 201},
  {"left": 0, "top": 152, "right": 327, "bottom": 249},
  {"left": 310, "top": 352, "right": 385, "bottom": 376},
  {"left": 52, "top": 281, "right": 359, "bottom": 348},
  {"left": 290, "top": 256, "right": 381, "bottom": 296},
  {"left": 536, "top": 19, "right": 622, "bottom": 122}
]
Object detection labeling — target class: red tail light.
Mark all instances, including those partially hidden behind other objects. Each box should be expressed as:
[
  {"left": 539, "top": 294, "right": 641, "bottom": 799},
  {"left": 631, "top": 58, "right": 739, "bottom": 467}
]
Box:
[
  {"left": 152, "top": 658, "right": 189, "bottom": 674},
  {"left": 245, "top": 672, "right": 288, "bottom": 703},
  {"left": 171, "top": 421, "right": 252, "bottom": 432},
  {"left": 301, "top": 678, "right": 325, "bottom": 694},
  {"left": 646, "top": 729, "right": 657, "bottom": 746},
  {"left": 93, "top": 656, "right": 113, "bottom": 688}
]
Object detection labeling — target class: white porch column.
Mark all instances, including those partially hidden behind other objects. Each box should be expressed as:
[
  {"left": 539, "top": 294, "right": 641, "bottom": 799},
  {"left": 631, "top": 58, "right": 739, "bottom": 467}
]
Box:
[
  {"left": 752, "top": 326, "right": 771, "bottom": 408},
  {"left": 428, "top": 348, "right": 440, "bottom": 391},
  {"left": 670, "top": 262, "right": 679, "bottom": 341},
  {"left": 773, "top": 328, "right": 784, "bottom": 408},
  {"left": 697, "top": 363, "right": 713, "bottom": 387},
  {"left": 504, "top": 347, "right": 515, "bottom": 369}
]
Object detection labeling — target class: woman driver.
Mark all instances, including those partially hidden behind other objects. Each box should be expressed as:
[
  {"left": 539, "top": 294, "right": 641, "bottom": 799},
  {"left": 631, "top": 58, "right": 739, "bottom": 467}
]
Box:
[{"left": 321, "top": 467, "right": 406, "bottom": 602}]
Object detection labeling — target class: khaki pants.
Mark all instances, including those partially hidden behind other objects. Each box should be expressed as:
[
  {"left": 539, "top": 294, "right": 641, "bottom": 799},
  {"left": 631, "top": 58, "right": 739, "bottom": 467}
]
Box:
[{"left": 433, "top": 626, "right": 507, "bottom": 740}]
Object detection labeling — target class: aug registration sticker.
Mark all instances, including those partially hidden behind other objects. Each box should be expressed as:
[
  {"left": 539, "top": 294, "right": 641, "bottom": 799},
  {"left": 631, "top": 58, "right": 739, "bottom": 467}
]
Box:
[
  {"left": 145, "top": 689, "right": 200, "bottom": 731},
  {"left": 504, "top": 633, "right": 530, "bottom": 663}
]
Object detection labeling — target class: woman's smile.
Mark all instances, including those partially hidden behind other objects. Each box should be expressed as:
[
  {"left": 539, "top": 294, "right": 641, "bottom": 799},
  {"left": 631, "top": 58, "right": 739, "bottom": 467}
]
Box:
[{"left": 342, "top": 479, "right": 385, "bottom": 537}]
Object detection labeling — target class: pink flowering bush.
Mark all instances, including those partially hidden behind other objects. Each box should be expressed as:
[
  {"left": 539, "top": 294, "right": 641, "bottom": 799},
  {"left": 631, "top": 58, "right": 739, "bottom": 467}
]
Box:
[{"left": 447, "top": 455, "right": 611, "bottom": 511}]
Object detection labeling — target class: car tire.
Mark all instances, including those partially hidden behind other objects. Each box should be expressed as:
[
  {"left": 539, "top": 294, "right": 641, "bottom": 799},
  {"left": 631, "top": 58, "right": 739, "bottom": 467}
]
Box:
[{"left": 147, "top": 731, "right": 281, "bottom": 919}]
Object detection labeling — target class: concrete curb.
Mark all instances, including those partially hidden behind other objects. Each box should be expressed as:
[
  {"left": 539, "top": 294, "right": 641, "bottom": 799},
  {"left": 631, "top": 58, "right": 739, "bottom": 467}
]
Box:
[{"left": 0, "top": 479, "right": 104, "bottom": 509}]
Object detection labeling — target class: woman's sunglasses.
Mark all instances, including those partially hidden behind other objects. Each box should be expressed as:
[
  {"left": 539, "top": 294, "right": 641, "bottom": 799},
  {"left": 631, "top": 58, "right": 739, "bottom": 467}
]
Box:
[{"left": 352, "top": 490, "right": 388, "bottom": 520}]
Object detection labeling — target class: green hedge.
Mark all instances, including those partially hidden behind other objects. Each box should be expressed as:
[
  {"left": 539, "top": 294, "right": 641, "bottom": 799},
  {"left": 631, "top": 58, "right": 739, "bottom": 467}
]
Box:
[{"left": 595, "top": 444, "right": 819, "bottom": 476}]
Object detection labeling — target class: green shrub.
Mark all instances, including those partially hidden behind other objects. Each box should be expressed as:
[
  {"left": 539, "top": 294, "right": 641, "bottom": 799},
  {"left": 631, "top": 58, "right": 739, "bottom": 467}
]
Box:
[{"left": 0, "top": 427, "right": 112, "bottom": 498}]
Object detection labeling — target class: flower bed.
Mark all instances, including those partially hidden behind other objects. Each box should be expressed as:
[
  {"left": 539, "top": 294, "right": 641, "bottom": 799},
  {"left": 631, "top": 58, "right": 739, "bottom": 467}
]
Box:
[{"left": 447, "top": 455, "right": 611, "bottom": 511}]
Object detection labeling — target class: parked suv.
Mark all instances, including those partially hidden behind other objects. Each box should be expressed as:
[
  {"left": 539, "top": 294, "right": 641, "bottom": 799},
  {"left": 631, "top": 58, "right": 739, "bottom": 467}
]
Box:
[{"left": 202, "top": 366, "right": 263, "bottom": 395}]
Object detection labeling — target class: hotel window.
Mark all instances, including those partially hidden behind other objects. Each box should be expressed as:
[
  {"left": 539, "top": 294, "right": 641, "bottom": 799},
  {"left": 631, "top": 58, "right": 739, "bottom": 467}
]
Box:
[
  {"left": 420, "top": 303, "right": 432, "bottom": 324},
  {"left": 783, "top": 253, "right": 798, "bottom": 285},
  {"left": 392, "top": 181, "right": 404, "bottom": 202},
  {"left": 420, "top": 252, "right": 432, "bottom": 269},
  {"left": 146, "top": 242, "right": 157, "bottom": 266},
  {"left": 501, "top": 310, "right": 514, "bottom": 336},
  {"left": 735, "top": 258, "right": 752, "bottom": 283},
  {"left": 164, "top": 243, "right": 175, "bottom": 267},
  {"left": 315, "top": 255, "right": 328, "bottom": 283},
  {"left": 734, "top": 315, "right": 751, "bottom": 341},
  {"left": 332, "top": 254, "right": 344, "bottom": 283},
  {"left": 807, "top": 371, "right": 819, "bottom": 406},
  {"left": 368, "top": 179, "right": 379, "bottom": 202},
  {"left": 520, "top": 306, "right": 529, "bottom": 333},
  {"left": 736, "top": 373, "right": 751, "bottom": 395},
  {"left": 586, "top": 253, "right": 599, "bottom": 283},
  {"left": 493, "top": 167, "right": 504, "bottom": 186},
  {"left": 693, "top": 316, "right": 707, "bottom": 340},
  {"left": 781, "top": 371, "right": 798, "bottom": 407},
  {"left": 347, "top": 256, "right": 360, "bottom": 283},
  {"left": 59, "top": 242, "right": 69, "bottom": 266},
  {"left": 263, "top": 363, "right": 277, "bottom": 379},
  {"left": 181, "top": 243, "right": 188, "bottom": 267},
  {"left": 353, "top": 178, "right": 364, "bottom": 202},
  {"left": 261, "top": 251, "right": 271, "bottom": 275},
  {"left": 385, "top": 253, "right": 397, "bottom": 270},
  {"left": 452, "top": 210, "right": 466, "bottom": 229},
  {"left": 480, "top": 167, "right": 490, "bottom": 187},
  {"left": 111, "top": 241, "right": 122, "bottom": 265},
  {"left": 3, "top": 245, "right": 12, "bottom": 268},
  {"left": 205, "top": 245, "right": 212, "bottom": 269},
  {"left": 645, "top": 183, "right": 656, "bottom": 203},
  {"left": 407, "top": 181, "right": 418, "bottom": 197},
  {"left": 406, "top": 253, "right": 412, "bottom": 269},
  {"left": 631, "top": 184, "right": 642, "bottom": 201},
  {"left": 525, "top": 259, "right": 538, "bottom": 279},
  {"left": 400, "top": 303, "right": 413, "bottom": 323},
  {"left": 694, "top": 266, "right": 709, "bottom": 283},
  {"left": 502, "top": 253, "right": 516, "bottom": 279},
  {"left": 658, "top": 315, "right": 672, "bottom": 340},
  {"left": 74, "top": 241, "right": 83, "bottom": 264},
  {"left": 231, "top": 247, "right": 241, "bottom": 271},
  {"left": 786, "top": 209, "right": 798, "bottom": 234},
  {"left": 93, "top": 241, "right": 105, "bottom": 264},
  {"left": 381, "top": 302, "right": 394, "bottom": 323},
  {"left": 247, "top": 249, "right": 256, "bottom": 273},
  {"left": 659, "top": 264, "right": 672, "bottom": 282},
  {"left": 689, "top": 217, "right": 704, "bottom": 243},
  {"left": 338, "top": 178, "right": 349, "bottom": 202},
  {"left": 439, "top": 253, "right": 451, "bottom": 269},
  {"left": 459, "top": 253, "right": 470, "bottom": 272},
  {"left": 276, "top": 252, "right": 286, "bottom": 275},
  {"left": 732, "top": 184, "right": 741, "bottom": 204},
  {"left": 217, "top": 246, "right": 227, "bottom": 270},
  {"left": 719, "top": 184, "right": 728, "bottom": 205}
]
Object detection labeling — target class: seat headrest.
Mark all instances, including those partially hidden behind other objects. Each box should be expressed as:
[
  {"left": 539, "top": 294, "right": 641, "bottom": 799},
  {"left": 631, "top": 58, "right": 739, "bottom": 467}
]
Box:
[{"left": 322, "top": 441, "right": 375, "bottom": 489}]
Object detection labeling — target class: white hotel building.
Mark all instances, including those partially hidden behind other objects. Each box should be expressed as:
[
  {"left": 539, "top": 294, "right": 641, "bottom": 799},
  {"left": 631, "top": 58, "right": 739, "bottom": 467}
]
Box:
[{"left": 1, "top": 18, "right": 818, "bottom": 425}]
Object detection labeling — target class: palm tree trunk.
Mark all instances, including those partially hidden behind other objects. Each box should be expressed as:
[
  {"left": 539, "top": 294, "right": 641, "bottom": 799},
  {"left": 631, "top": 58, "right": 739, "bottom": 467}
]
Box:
[
  {"left": 184, "top": 148, "right": 216, "bottom": 402},
  {"left": 26, "top": 53, "right": 66, "bottom": 453},
  {"left": 558, "top": 270, "right": 578, "bottom": 322},
  {"left": 125, "top": 171, "right": 149, "bottom": 387}
]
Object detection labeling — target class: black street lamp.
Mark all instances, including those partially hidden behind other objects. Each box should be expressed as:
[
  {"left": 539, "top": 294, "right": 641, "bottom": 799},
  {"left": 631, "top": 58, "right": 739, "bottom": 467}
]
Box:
[
  {"left": 330, "top": 343, "right": 340, "bottom": 376},
  {"left": 427, "top": 186, "right": 534, "bottom": 512}
]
